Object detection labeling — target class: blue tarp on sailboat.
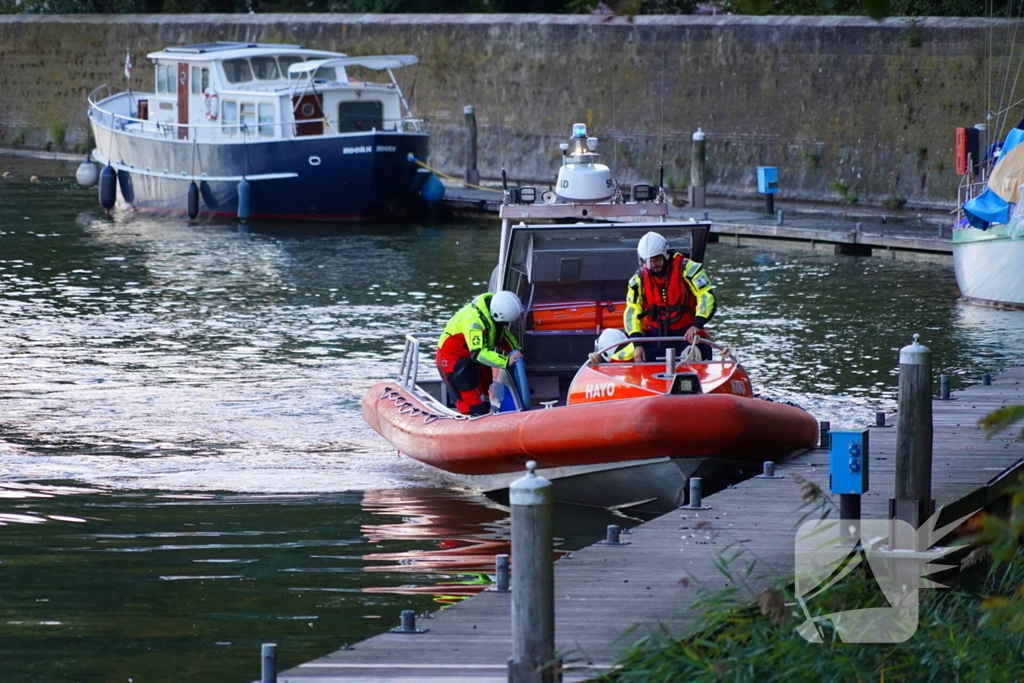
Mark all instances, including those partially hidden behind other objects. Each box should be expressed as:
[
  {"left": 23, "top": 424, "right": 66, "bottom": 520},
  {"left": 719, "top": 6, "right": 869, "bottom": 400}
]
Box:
[
  {"left": 964, "top": 187, "right": 1011, "bottom": 229},
  {"left": 963, "top": 119, "right": 1024, "bottom": 230}
]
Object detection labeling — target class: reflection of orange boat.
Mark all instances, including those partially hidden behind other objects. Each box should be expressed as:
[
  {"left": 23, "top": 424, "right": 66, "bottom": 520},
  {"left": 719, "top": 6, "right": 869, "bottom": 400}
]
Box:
[
  {"left": 357, "top": 489, "right": 509, "bottom": 603},
  {"left": 362, "top": 125, "right": 818, "bottom": 514}
]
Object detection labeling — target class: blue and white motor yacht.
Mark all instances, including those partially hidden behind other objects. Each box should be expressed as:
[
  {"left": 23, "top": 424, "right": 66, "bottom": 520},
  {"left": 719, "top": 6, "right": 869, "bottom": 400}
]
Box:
[{"left": 86, "top": 41, "right": 432, "bottom": 221}]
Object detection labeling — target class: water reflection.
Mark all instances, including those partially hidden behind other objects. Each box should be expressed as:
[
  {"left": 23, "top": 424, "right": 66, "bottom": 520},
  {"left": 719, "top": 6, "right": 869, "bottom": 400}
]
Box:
[
  {"left": 9, "top": 157, "right": 1024, "bottom": 682},
  {"left": 0, "top": 480, "right": 631, "bottom": 681}
]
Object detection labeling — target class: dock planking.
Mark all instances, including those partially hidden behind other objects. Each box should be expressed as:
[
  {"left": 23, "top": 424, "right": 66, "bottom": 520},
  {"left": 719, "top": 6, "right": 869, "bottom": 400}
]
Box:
[{"left": 276, "top": 369, "right": 1024, "bottom": 682}]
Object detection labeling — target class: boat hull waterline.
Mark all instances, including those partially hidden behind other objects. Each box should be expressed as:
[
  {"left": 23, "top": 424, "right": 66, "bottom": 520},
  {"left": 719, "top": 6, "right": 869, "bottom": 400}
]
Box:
[
  {"left": 953, "top": 224, "right": 1024, "bottom": 309},
  {"left": 91, "top": 125, "right": 429, "bottom": 221},
  {"left": 362, "top": 382, "right": 820, "bottom": 477}
]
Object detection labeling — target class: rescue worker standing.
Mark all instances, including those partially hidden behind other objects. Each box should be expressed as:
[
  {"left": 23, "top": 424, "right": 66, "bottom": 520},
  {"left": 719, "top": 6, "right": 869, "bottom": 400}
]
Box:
[
  {"left": 437, "top": 291, "right": 524, "bottom": 416},
  {"left": 624, "top": 231, "right": 716, "bottom": 362}
]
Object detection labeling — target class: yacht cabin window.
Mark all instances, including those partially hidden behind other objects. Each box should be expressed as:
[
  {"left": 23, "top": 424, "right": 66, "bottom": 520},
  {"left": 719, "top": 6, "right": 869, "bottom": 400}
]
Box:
[
  {"left": 240, "top": 103, "right": 256, "bottom": 133},
  {"left": 258, "top": 103, "right": 275, "bottom": 136},
  {"left": 223, "top": 59, "right": 253, "bottom": 84},
  {"left": 338, "top": 101, "right": 384, "bottom": 132},
  {"left": 156, "top": 64, "right": 174, "bottom": 94},
  {"left": 222, "top": 101, "right": 238, "bottom": 134},
  {"left": 190, "top": 67, "right": 210, "bottom": 95},
  {"left": 279, "top": 56, "right": 306, "bottom": 77},
  {"left": 251, "top": 57, "right": 280, "bottom": 80}
]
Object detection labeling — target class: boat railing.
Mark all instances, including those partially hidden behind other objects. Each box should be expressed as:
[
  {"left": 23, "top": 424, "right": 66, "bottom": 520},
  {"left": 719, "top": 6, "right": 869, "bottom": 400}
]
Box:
[
  {"left": 594, "top": 336, "right": 738, "bottom": 365},
  {"left": 399, "top": 332, "right": 439, "bottom": 389},
  {"left": 88, "top": 90, "right": 424, "bottom": 142}
]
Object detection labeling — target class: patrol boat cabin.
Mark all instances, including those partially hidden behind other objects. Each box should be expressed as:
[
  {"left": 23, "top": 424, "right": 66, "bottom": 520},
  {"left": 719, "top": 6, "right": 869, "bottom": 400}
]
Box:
[{"left": 361, "top": 125, "right": 819, "bottom": 514}]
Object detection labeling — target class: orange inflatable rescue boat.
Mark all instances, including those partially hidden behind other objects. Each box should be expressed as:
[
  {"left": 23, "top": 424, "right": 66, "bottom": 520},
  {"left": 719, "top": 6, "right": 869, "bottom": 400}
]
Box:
[{"left": 362, "top": 125, "right": 818, "bottom": 513}]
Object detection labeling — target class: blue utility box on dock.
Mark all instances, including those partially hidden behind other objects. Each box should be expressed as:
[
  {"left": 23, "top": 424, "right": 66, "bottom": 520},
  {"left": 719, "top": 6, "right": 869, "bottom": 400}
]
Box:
[
  {"left": 757, "top": 166, "right": 779, "bottom": 194},
  {"left": 829, "top": 430, "right": 869, "bottom": 494}
]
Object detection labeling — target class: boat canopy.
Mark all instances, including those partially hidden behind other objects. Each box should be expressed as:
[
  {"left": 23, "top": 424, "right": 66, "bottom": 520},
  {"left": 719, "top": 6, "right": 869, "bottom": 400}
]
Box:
[
  {"left": 148, "top": 43, "right": 343, "bottom": 63},
  {"left": 288, "top": 55, "right": 419, "bottom": 77}
]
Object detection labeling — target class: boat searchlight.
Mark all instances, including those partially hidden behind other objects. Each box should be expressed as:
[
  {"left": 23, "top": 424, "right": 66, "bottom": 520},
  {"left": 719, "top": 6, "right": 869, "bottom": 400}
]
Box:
[{"left": 555, "top": 123, "right": 614, "bottom": 203}]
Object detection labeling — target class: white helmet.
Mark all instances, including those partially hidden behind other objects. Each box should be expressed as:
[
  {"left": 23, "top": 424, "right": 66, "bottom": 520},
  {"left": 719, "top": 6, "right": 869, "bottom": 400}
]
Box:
[
  {"left": 489, "top": 291, "right": 523, "bottom": 323},
  {"left": 637, "top": 231, "right": 668, "bottom": 261},
  {"left": 595, "top": 328, "right": 627, "bottom": 361}
]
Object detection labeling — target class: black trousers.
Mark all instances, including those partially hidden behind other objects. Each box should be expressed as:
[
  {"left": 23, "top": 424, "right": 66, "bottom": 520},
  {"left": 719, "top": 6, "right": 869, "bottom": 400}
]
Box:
[{"left": 639, "top": 329, "right": 712, "bottom": 361}]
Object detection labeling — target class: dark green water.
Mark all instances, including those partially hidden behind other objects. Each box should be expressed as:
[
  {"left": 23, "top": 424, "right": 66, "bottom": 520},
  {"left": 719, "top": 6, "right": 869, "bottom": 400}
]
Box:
[{"left": 4, "top": 155, "right": 1024, "bottom": 682}]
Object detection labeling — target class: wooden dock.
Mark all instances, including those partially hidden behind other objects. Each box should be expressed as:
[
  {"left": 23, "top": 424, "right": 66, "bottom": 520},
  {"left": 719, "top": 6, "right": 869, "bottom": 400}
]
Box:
[
  {"left": 277, "top": 369, "right": 1024, "bottom": 682},
  {"left": 440, "top": 186, "right": 952, "bottom": 260}
]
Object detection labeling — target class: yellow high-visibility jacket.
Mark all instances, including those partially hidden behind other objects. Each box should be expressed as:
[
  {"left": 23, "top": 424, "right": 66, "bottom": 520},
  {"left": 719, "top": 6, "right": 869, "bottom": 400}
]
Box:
[
  {"left": 624, "top": 253, "right": 715, "bottom": 337},
  {"left": 438, "top": 293, "right": 520, "bottom": 369},
  {"left": 609, "top": 342, "right": 636, "bottom": 362}
]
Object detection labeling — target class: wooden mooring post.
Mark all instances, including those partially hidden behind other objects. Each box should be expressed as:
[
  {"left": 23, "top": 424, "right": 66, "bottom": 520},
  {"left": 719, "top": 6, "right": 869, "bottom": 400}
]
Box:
[
  {"left": 891, "top": 333, "right": 934, "bottom": 546},
  {"left": 465, "top": 105, "right": 479, "bottom": 187},
  {"left": 509, "top": 461, "right": 560, "bottom": 683}
]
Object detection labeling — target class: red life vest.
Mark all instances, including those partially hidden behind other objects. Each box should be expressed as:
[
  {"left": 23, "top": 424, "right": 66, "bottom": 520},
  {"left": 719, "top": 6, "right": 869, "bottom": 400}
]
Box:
[{"left": 640, "top": 254, "right": 706, "bottom": 335}]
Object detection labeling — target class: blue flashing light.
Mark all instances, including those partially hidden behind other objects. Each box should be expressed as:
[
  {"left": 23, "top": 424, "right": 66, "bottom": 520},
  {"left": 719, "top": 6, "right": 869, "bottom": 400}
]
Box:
[{"left": 572, "top": 123, "right": 587, "bottom": 138}]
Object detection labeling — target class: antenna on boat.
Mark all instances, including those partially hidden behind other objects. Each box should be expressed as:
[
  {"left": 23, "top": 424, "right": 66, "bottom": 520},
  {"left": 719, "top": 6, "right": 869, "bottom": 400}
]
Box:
[
  {"left": 611, "top": 65, "right": 618, "bottom": 181},
  {"left": 658, "top": 54, "right": 667, "bottom": 203},
  {"left": 492, "top": 75, "right": 509, "bottom": 201}
]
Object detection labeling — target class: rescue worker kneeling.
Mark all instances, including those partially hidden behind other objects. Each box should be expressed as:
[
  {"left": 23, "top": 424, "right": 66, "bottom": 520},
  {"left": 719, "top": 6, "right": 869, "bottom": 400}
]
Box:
[
  {"left": 436, "top": 291, "right": 524, "bottom": 416},
  {"left": 624, "top": 231, "right": 716, "bottom": 362},
  {"left": 588, "top": 328, "right": 635, "bottom": 364}
]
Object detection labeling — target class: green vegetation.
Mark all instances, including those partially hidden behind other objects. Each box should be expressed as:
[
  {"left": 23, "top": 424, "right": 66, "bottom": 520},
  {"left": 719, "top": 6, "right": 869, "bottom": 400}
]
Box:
[
  {"left": 49, "top": 122, "right": 65, "bottom": 149},
  {"left": 601, "top": 475, "right": 1024, "bottom": 683},
  {"left": 664, "top": 175, "right": 688, "bottom": 190},
  {"left": 881, "top": 195, "right": 907, "bottom": 210},
  {"left": 828, "top": 179, "right": 858, "bottom": 204},
  {"left": 603, "top": 404, "right": 1024, "bottom": 683},
  {"left": 903, "top": 17, "right": 923, "bottom": 47},
  {"left": 798, "top": 150, "right": 820, "bottom": 169}
]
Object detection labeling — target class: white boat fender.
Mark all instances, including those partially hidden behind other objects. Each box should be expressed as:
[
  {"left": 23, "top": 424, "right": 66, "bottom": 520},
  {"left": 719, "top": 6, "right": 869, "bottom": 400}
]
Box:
[
  {"left": 203, "top": 88, "right": 219, "bottom": 121},
  {"left": 187, "top": 181, "right": 199, "bottom": 220},
  {"left": 116, "top": 169, "right": 135, "bottom": 205},
  {"left": 421, "top": 173, "right": 444, "bottom": 203},
  {"left": 199, "top": 180, "right": 219, "bottom": 209},
  {"left": 76, "top": 155, "right": 99, "bottom": 187},
  {"left": 237, "top": 179, "right": 251, "bottom": 222},
  {"left": 98, "top": 165, "right": 117, "bottom": 209}
]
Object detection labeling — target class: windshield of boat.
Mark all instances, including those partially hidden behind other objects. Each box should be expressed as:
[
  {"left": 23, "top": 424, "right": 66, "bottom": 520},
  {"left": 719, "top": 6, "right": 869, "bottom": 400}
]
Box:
[
  {"left": 223, "top": 56, "right": 305, "bottom": 84},
  {"left": 223, "top": 59, "right": 253, "bottom": 84},
  {"left": 250, "top": 56, "right": 280, "bottom": 80}
]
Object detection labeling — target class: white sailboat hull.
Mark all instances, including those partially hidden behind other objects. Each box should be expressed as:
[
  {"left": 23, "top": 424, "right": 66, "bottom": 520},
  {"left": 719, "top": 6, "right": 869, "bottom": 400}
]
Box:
[{"left": 953, "top": 224, "right": 1024, "bottom": 308}]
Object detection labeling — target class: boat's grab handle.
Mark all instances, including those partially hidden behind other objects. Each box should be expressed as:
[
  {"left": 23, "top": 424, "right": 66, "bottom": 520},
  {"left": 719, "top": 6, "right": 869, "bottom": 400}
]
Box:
[{"left": 593, "top": 336, "right": 737, "bottom": 364}]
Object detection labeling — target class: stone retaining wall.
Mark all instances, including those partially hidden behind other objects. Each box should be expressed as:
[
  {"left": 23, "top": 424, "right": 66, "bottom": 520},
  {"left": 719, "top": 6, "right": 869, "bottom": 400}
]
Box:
[{"left": 0, "top": 14, "right": 1007, "bottom": 207}]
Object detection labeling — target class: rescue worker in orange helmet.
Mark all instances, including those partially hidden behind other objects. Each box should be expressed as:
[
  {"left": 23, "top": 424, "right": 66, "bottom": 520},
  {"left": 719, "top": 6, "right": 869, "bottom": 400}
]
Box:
[
  {"left": 436, "top": 291, "right": 524, "bottom": 416},
  {"left": 624, "top": 231, "right": 716, "bottom": 362}
]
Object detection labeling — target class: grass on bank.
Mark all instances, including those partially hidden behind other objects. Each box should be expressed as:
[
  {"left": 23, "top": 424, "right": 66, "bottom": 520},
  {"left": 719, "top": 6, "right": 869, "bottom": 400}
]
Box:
[{"left": 601, "top": 478, "right": 1024, "bottom": 683}]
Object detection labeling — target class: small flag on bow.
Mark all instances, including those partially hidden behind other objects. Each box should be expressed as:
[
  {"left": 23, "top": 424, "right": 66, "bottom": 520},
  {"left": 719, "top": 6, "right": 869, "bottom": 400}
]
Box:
[{"left": 124, "top": 50, "right": 133, "bottom": 80}]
